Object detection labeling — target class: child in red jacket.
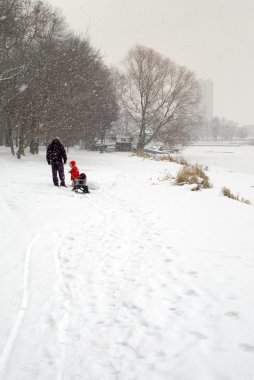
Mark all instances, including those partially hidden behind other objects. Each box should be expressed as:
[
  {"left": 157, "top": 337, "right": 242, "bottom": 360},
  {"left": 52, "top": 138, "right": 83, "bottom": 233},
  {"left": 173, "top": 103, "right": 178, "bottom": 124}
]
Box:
[{"left": 69, "top": 160, "right": 79, "bottom": 186}]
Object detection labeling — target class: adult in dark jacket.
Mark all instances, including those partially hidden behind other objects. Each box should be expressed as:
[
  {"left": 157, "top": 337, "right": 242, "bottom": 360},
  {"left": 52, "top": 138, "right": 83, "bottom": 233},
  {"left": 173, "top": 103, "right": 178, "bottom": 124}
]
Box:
[{"left": 46, "top": 137, "right": 67, "bottom": 186}]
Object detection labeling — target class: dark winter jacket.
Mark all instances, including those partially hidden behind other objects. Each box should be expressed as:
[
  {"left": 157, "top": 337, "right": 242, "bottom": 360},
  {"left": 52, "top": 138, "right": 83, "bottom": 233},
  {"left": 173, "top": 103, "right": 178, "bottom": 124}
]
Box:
[{"left": 46, "top": 139, "right": 67, "bottom": 164}]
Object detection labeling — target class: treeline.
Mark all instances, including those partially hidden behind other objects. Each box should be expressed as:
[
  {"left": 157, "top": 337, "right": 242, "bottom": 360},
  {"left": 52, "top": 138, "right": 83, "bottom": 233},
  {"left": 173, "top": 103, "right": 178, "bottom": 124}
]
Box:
[
  {"left": 198, "top": 117, "right": 245, "bottom": 141},
  {"left": 0, "top": 0, "right": 119, "bottom": 158},
  {"left": 0, "top": 0, "right": 203, "bottom": 158}
]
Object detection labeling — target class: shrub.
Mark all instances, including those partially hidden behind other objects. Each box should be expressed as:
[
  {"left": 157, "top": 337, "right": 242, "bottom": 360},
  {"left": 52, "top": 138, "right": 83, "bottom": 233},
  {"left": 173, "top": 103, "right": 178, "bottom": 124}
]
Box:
[
  {"left": 132, "top": 151, "right": 153, "bottom": 159},
  {"left": 175, "top": 164, "right": 212, "bottom": 189},
  {"left": 154, "top": 154, "right": 188, "bottom": 165},
  {"left": 220, "top": 187, "right": 251, "bottom": 205},
  {"left": 133, "top": 152, "right": 188, "bottom": 165}
]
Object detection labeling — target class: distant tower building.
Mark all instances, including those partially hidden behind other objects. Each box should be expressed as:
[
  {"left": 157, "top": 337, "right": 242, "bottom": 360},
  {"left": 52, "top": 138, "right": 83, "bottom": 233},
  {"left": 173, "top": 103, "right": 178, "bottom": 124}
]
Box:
[{"left": 199, "top": 79, "right": 213, "bottom": 124}]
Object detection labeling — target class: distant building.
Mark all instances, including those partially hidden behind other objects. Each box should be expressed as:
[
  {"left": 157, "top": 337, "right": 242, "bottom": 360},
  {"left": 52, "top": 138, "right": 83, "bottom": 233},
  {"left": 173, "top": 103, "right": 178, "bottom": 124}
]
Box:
[
  {"left": 199, "top": 79, "right": 213, "bottom": 124},
  {"left": 91, "top": 133, "right": 132, "bottom": 152}
]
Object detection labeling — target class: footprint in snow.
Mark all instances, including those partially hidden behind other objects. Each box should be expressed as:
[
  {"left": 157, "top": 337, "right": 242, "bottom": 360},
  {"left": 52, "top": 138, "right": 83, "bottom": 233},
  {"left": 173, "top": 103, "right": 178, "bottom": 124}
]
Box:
[
  {"left": 224, "top": 311, "right": 239, "bottom": 319},
  {"left": 187, "top": 271, "right": 197, "bottom": 277},
  {"left": 239, "top": 344, "right": 254, "bottom": 353},
  {"left": 156, "top": 350, "right": 166, "bottom": 357},
  {"left": 190, "top": 331, "right": 208, "bottom": 340},
  {"left": 185, "top": 289, "right": 199, "bottom": 297}
]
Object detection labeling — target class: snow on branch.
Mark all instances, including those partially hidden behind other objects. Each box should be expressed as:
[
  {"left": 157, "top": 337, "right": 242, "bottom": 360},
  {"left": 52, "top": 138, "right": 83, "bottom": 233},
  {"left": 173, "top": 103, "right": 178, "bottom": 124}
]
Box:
[{"left": 0, "top": 66, "right": 25, "bottom": 81}]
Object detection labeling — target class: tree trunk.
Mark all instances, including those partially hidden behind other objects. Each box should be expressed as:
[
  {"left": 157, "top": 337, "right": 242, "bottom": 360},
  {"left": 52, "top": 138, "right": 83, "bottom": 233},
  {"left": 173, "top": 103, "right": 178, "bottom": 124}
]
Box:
[
  {"left": 10, "top": 136, "right": 15, "bottom": 156},
  {"left": 136, "top": 142, "right": 145, "bottom": 154},
  {"left": 16, "top": 123, "right": 26, "bottom": 159},
  {"left": 17, "top": 143, "right": 25, "bottom": 159},
  {"left": 35, "top": 139, "right": 39, "bottom": 154},
  {"left": 29, "top": 138, "right": 39, "bottom": 154},
  {"left": 136, "top": 124, "right": 146, "bottom": 153},
  {"left": 5, "top": 116, "right": 15, "bottom": 155},
  {"left": 0, "top": 119, "right": 5, "bottom": 146},
  {"left": 29, "top": 118, "right": 39, "bottom": 154},
  {"left": 30, "top": 139, "right": 36, "bottom": 154}
]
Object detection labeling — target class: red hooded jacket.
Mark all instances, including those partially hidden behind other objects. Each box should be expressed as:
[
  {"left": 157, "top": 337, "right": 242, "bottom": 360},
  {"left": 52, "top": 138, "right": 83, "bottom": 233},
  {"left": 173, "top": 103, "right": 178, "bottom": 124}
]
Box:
[{"left": 69, "top": 161, "right": 79, "bottom": 180}]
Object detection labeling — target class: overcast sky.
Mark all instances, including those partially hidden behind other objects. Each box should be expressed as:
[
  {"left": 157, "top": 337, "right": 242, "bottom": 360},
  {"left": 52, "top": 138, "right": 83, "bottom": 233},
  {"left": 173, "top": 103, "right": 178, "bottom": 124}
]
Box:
[{"left": 47, "top": 0, "right": 254, "bottom": 125}]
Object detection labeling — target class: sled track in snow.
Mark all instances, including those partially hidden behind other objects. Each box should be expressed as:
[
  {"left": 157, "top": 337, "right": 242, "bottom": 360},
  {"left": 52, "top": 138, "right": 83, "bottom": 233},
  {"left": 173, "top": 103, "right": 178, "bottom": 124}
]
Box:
[
  {"left": 0, "top": 233, "right": 40, "bottom": 379},
  {"left": 54, "top": 233, "right": 69, "bottom": 380}
]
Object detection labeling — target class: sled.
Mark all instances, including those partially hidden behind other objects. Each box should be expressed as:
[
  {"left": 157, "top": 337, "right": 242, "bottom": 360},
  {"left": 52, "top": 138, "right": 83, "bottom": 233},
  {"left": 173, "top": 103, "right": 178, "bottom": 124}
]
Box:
[{"left": 72, "top": 178, "right": 89, "bottom": 194}]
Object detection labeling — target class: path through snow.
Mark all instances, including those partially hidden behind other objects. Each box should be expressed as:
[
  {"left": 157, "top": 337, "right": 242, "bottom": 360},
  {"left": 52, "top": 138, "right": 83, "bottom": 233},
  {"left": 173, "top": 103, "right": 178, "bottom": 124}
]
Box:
[{"left": 1, "top": 149, "right": 254, "bottom": 379}]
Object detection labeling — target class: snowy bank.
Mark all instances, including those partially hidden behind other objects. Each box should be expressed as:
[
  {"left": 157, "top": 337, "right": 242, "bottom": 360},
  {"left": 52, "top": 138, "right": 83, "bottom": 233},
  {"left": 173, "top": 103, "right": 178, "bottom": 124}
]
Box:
[{"left": 0, "top": 147, "right": 254, "bottom": 380}]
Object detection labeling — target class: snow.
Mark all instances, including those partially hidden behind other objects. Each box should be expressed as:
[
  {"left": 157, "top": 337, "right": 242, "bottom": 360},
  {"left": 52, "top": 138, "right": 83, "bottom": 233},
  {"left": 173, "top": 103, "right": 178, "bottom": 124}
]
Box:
[
  {"left": 182, "top": 145, "right": 254, "bottom": 176},
  {"left": 18, "top": 84, "right": 28, "bottom": 93},
  {"left": 1, "top": 146, "right": 254, "bottom": 379}
]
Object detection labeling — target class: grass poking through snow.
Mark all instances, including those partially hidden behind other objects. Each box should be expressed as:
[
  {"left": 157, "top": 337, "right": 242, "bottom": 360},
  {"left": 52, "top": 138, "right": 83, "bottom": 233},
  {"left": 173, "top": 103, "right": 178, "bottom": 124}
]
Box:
[{"left": 221, "top": 187, "right": 251, "bottom": 205}]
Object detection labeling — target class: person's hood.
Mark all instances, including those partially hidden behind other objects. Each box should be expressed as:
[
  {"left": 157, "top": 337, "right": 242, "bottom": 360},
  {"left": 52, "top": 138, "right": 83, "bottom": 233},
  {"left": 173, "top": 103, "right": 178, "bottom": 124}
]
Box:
[{"left": 52, "top": 139, "right": 61, "bottom": 145}]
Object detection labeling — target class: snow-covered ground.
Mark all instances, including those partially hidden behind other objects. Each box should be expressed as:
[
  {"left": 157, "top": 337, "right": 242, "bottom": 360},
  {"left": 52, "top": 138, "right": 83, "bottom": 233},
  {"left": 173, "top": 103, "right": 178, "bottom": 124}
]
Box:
[{"left": 1, "top": 146, "right": 254, "bottom": 380}]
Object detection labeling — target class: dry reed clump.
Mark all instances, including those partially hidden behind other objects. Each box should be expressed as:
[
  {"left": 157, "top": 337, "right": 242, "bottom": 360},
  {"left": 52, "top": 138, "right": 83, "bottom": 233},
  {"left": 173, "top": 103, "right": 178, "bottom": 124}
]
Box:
[
  {"left": 154, "top": 154, "right": 175, "bottom": 161},
  {"left": 175, "top": 164, "right": 212, "bottom": 189},
  {"left": 133, "top": 152, "right": 188, "bottom": 165},
  {"left": 154, "top": 154, "right": 188, "bottom": 165},
  {"left": 177, "top": 157, "right": 188, "bottom": 165},
  {"left": 220, "top": 187, "right": 251, "bottom": 205},
  {"left": 132, "top": 151, "right": 153, "bottom": 159}
]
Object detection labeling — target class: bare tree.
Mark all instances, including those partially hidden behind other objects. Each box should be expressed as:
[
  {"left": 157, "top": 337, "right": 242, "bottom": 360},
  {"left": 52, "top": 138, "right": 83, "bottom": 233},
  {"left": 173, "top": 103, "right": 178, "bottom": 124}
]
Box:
[
  {"left": 0, "top": 0, "right": 65, "bottom": 155},
  {"left": 0, "top": 0, "right": 119, "bottom": 157},
  {"left": 119, "top": 45, "right": 201, "bottom": 151},
  {"left": 38, "top": 34, "right": 119, "bottom": 149}
]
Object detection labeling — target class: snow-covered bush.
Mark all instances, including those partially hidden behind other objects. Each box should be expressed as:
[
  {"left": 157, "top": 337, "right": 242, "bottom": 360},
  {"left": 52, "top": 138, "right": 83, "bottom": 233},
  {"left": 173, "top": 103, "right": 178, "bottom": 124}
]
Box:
[{"left": 175, "top": 164, "right": 212, "bottom": 189}]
